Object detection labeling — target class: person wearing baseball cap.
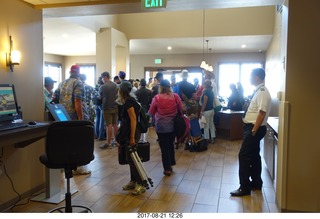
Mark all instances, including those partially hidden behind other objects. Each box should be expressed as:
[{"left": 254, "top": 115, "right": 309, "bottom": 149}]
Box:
[
  {"left": 53, "top": 66, "right": 90, "bottom": 175},
  {"left": 116, "top": 80, "right": 147, "bottom": 195},
  {"left": 44, "top": 77, "right": 57, "bottom": 115},
  {"left": 148, "top": 78, "right": 183, "bottom": 177},
  {"left": 70, "top": 64, "right": 81, "bottom": 75},
  {"left": 99, "top": 71, "right": 119, "bottom": 150},
  {"left": 118, "top": 71, "right": 126, "bottom": 81}
]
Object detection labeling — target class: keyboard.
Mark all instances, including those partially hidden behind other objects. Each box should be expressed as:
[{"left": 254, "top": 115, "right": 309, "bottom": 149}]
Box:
[{"left": 0, "top": 123, "right": 28, "bottom": 132}]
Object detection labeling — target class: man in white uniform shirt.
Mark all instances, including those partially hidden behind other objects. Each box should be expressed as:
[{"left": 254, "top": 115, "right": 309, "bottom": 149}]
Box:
[{"left": 230, "top": 68, "right": 271, "bottom": 196}]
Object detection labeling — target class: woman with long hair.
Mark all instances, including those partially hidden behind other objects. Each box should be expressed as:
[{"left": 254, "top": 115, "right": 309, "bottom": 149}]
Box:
[
  {"left": 199, "top": 79, "right": 215, "bottom": 143},
  {"left": 148, "top": 79, "right": 183, "bottom": 176},
  {"left": 116, "top": 81, "right": 145, "bottom": 195}
]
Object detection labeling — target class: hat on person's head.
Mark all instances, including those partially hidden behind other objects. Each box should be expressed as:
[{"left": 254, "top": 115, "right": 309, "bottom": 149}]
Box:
[
  {"left": 160, "top": 79, "right": 170, "bottom": 88},
  {"left": 155, "top": 72, "right": 163, "bottom": 80},
  {"left": 140, "top": 78, "right": 147, "bottom": 86},
  {"left": 170, "top": 75, "right": 176, "bottom": 81},
  {"left": 44, "top": 77, "right": 57, "bottom": 85},
  {"left": 120, "top": 81, "right": 132, "bottom": 92},
  {"left": 70, "top": 65, "right": 80, "bottom": 74},
  {"left": 118, "top": 71, "right": 126, "bottom": 79},
  {"left": 181, "top": 70, "right": 189, "bottom": 79},
  {"left": 101, "top": 71, "right": 110, "bottom": 78}
]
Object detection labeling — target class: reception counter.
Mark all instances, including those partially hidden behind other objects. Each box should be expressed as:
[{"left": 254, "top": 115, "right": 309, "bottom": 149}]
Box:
[{"left": 216, "top": 110, "right": 244, "bottom": 140}]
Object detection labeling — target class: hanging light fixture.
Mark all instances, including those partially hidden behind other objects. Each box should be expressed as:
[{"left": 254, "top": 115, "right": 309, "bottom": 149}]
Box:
[
  {"left": 207, "top": 45, "right": 214, "bottom": 72},
  {"left": 200, "top": 9, "right": 207, "bottom": 69}
]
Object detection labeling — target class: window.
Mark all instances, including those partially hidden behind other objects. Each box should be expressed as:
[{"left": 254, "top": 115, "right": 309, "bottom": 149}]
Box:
[
  {"left": 218, "top": 62, "right": 263, "bottom": 98},
  {"left": 79, "top": 64, "right": 96, "bottom": 87},
  {"left": 43, "top": 63, "right": 62, "bottom": 91},
  {"left": 145, "top": 67, "right": 203, "bottom": 86}
]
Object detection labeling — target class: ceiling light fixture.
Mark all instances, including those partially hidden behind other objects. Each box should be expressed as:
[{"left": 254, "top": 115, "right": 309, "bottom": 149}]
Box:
[
  {"left": 208, "top": 48, "right": 213, "bottom": 72},
  {"left": 205, "top": 40, "right": 213, "bottom": 72},
  {"left": 200, "top": 9, "right": 207, "bottom": 69},
  {"left": 199, "top": 11, "right": 213, "bottom": 72}
]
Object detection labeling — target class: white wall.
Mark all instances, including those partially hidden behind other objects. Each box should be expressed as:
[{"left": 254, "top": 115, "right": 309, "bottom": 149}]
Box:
[{"left": 0, "top": 0, "right": 44, "bottom": 210}]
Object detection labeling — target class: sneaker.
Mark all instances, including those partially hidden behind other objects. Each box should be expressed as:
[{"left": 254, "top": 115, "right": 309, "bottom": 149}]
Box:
[
  {"left": 72, "top": 169, "right": 91, "bottom": 175},
  {"left": 99, "top": 143, "right": 112, "bottom": 149},
  {"left": 131, "top": 184, "right": 146, "bottom": 195},
  {"left": 122, "top": 181, "right": 136, "bottom": 190},
  {"left": 111, "top": 140, "right": 119, "bottom": 147}
]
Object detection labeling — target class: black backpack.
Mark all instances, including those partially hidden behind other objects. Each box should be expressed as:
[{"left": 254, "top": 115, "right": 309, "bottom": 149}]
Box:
[{"left": 137, "top": 102, "right": 151, "bottom": 133}]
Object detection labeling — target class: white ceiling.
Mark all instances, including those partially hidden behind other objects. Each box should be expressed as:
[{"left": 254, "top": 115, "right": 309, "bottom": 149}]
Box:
[{"left": 23, "top": 0, "right": 283, "bottom": 56}]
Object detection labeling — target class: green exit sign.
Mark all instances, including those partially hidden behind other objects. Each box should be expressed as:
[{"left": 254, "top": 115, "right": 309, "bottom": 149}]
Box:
[{"left": 143, "top": 0, "right": 167, "bottom": 9}]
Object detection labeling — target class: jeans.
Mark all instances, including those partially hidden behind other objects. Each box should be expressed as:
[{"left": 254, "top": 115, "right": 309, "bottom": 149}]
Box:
[
  {"left": 94, "top": 105, "right": 106, "bottom": 139},
  {"left": 157, "top": 132, "right": 176, "bottom": 171}
]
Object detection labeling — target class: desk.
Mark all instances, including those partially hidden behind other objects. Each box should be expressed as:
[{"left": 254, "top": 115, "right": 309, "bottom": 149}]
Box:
[
  {"left": 0, "top": 122, "right": 72, "bottom": 204},
  {"left": 0, "top": 122, "right": 50, "bottom": 148},
  {"left": 216, "top": 110, "right": 244, "bottom": 140}
]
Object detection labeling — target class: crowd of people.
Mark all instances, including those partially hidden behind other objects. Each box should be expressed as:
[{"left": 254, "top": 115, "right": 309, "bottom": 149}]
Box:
[{"left": 43, "top": 65, "right": 270, "bottom": 197}]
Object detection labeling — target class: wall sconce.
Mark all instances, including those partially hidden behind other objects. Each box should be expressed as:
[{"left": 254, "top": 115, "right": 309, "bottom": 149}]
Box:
[{"left": 6, "top": 35, "right": 21, "bottom": 72}]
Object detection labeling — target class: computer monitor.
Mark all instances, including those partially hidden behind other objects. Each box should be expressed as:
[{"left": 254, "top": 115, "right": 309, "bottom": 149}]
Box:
[{"left": 0, "top": 84, "right": 22, "bottom": 123}]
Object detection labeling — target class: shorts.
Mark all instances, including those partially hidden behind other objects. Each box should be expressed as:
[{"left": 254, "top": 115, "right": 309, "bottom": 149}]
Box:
[{"left": 103, "top": 108, "right": 118, "bottom": 126}]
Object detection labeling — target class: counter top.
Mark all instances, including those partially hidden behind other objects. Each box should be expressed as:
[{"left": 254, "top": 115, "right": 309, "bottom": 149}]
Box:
[
  {"left": 267, "top": 117, "right": 278, "bottom": 136},
  {"left": 219, "top": 109, "right": 244, "bottom": 114}
]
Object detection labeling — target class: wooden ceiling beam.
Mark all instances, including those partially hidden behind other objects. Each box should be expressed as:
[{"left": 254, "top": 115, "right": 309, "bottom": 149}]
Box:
[{"left": 30, "top": 0, "right": 140, "bottom": 9}]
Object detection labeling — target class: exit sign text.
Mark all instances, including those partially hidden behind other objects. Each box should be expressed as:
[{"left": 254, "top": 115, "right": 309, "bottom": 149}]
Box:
[{"left": 143, "top": 0, "right": 167, "bottom": 9}]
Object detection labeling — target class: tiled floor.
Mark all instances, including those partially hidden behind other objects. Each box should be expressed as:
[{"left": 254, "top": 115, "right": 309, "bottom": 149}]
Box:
[{"left": 6, "top": 127, "right": 279, "bottom": 213}]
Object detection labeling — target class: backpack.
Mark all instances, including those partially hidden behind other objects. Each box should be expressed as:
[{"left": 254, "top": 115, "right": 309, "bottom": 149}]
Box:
[
  {"left": 189, "top": 138, "right": 208, "bottom": 152},
  {"left": 173, "top": 95, "right": 191, "bottom": 143},
  {"left": 137, "top": 102, "right": 151, "bottom": 133},
  {"left": 174, "top": 111, "right": 190, "bottom": 144}
]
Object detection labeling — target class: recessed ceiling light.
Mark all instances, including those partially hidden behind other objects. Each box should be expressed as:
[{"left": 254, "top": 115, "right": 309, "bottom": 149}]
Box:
[
  {"left": 167, "top": 46, "right": 172, "bottom": 50},
  {"left": 241, "top": 44, "right": 246, "bottom": 48}
]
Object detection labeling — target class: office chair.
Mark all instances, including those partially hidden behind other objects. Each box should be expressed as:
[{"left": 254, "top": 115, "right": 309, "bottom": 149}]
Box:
[{"left": 39, "top": 120, "right": 95, "bottom": 213}]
